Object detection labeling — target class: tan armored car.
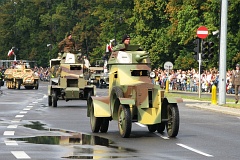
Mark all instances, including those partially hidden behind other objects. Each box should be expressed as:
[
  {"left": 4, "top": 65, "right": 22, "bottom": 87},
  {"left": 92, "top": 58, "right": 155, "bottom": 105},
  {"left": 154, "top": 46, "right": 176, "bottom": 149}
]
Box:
[
  {"left": 4, "top": 62, "right": 39, "bottom": 90},
  {"left": 87, "top": 45, "right": 182, "bottom": 138},
  {"left": 48, "top": 52, "right": 96, "bottom": 107}
]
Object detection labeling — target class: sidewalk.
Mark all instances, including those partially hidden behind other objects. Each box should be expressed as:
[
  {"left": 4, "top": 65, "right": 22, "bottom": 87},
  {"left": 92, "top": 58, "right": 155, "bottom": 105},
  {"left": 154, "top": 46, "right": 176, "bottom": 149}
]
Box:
[{"left": 184, "top": 99, "right": 240, "bottom": 117}]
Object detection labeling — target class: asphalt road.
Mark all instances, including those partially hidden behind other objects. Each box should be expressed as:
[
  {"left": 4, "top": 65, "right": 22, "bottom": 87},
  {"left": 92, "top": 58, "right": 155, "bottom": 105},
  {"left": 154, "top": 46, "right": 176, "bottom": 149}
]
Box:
[{"left": 0, "top": 82, "right": 240, "bottom": 160}]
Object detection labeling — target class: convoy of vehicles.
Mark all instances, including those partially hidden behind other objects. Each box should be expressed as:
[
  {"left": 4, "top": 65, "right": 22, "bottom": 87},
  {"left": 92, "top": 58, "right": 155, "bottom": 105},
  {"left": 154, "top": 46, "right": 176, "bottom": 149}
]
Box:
[
  {"left": 87, "top": 45, "right": 182, "bottom": 138},
  {"left": 2, "top": 42, "right": 182, "bottom": 139}
]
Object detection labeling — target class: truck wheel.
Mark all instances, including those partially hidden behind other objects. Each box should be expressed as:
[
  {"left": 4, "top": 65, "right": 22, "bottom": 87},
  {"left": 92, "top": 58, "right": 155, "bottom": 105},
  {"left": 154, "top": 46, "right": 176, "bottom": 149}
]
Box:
[
  {"left": 157, "top": 122, "right": 166, "bottom": 133},
  {"left": 100, "top": 118, "right": 109, "bottom": 133},
  {"left": 118, "top": 104, "right": 131, "bottom": 138},
  {"left": 48, "top": 96, "right": 52, "bottom": 106},
  {"left": 166, "top": 104, "right": 179, "bottom": 137},
  {"left": 52, "top": 90, "right": 58, "bottom": 107},
  {"left": 90, "top": 102, "right": 102, "bottom": 133},
  {"left": 16, "top": 80, "right": 21, "bottom": 90},
  {"left": 147, "top": 124, "right": 157, "bottom": 132}
]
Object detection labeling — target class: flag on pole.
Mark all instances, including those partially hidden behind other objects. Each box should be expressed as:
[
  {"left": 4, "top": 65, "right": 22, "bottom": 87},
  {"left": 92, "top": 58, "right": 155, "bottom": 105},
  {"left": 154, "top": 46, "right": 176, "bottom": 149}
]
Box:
[{"left": 8, "top": 48, "right": 15, "bottom": 57}]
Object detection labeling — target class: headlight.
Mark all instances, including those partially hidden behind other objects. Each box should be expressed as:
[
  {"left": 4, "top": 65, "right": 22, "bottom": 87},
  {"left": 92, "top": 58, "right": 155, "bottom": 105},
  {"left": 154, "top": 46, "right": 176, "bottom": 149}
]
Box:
[{"left": 149, "top": 71, "right": 155, "bottom": 78}]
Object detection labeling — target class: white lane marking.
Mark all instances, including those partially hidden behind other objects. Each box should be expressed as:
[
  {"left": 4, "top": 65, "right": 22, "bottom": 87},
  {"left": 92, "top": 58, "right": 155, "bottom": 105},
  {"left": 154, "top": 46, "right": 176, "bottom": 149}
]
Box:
[
  {"left": 7, "top": 125, "right": 18, "bottom": 128},
  {"left": 5, "top": 140, "right": 18, "bottom": 145},
  {"left": 177, "top": 143, "right": 214, "bottom": 157},
  {"left": 26, "top": 106, "right": 33, "bottom": 108},
  {"left": 15, "top": 115, "right": 24, "bottom": 118},
  {"left": 11, "top": 151, "right": 31, "bottom": 159},
  {"left": 135, "top": 122, "right": 146, "bottom": 127},
  {"left": 11, "top": 119, "right": 21, "bottom": 123},
  {"left": 154, "top": 133, "right": 169, "bottom": 139},
  {"left": 32, "top": 102, "right": 38, "bottom": 104},
  {"left": 3, "top": 131, "right": 15, "bottom": 136},
  {"left": 23, "top": 108, "right": 31, "bottom": 111},
  {"left": 20, "top": 111, "right": 28, "bottom": 114},
  {"left": 0, "top": 102, "right": 20, "bottom": 104},
  {"left": 43, "top": 95, "right": 48, "bottom": 98}
]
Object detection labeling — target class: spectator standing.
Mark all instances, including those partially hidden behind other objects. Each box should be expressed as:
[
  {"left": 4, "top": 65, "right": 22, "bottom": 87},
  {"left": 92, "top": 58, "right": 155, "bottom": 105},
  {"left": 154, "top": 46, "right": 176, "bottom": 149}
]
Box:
[
  {"left": 232, "top": 64, "right": 240, "bottom": 104},
  {"left": 83, "top": 56, "right": 91, "bottom": 72}
]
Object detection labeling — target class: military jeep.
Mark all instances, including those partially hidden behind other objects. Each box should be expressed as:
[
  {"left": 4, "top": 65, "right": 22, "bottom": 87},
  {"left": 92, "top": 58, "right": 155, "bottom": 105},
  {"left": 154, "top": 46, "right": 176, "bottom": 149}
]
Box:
[{"left": 87, "top": 45, "right": 182, "bottom": 138}]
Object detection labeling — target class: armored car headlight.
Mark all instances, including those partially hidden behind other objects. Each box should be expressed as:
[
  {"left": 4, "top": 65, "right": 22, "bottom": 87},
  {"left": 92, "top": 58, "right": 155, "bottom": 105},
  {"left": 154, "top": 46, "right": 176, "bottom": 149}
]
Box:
[{"left": 149, "top": 71, "right": 155, "bottom": 78}]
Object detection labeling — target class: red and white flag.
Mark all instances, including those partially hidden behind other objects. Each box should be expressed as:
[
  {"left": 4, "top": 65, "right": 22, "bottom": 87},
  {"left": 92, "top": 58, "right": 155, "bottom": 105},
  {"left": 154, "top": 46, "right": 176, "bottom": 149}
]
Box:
[
  {"left": 105, "top": 39, "right": 115, "bottom": 52},
  {"left": 7, "top": 48, "right": 15, "bottom": 57}
]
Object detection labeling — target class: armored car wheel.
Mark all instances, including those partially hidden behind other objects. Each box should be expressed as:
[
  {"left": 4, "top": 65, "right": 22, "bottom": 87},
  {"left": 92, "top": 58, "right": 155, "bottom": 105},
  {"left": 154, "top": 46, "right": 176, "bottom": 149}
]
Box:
[
  {"left": 16, "top": 80, "right": 21, "bottom": 90},
  {"left": 35, "top": 80, "right": 39, "bottom": 90},
  {"left": 100, "top": 118, "right": 109, "bottom": 133},
  {"left": 90, "top": 101, "right": 102, "bottom": 133},
  {"left": 147, "top": 124, "right": 157, "bottom": 132},
  {"left": 52, "top": 90, "right": 58, "bottom": 107},
  {"left": 87, "top": 91, "right": 92, "bottom": 107},
  {"left": 118, "top": 104, "right": 131, "bottom": 138},
  {"left": 157, "top": 122, "right": 166, "bottom": 133},
  {"left": 166, "top": 104, "right": 179, "bottom": 137},
  {"left": 48, "top": 96, "right": 52, "bottom": 106}
]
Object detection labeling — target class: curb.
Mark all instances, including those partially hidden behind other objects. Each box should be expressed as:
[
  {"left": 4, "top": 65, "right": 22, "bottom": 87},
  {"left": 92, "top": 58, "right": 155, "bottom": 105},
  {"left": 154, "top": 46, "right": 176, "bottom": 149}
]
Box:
[{"left": 185, "top": 102, "right": 240, "bottom": 117}]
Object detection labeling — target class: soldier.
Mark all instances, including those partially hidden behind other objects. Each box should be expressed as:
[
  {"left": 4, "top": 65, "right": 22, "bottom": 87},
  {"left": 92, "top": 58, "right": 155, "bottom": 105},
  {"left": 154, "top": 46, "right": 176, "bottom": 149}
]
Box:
[
  {"left": 232, "top": 63, "right": 240, "bottom": 104},
  {"left": 58, "top": 32, "right": 76, "bottom": 53},
  {"left": 112, "top": 34, "right": 131, "bottom": 51}
]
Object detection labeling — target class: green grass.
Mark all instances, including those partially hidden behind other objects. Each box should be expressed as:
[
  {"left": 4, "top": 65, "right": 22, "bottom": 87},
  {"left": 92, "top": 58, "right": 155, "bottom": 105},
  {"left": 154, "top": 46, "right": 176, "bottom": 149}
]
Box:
[{"left": 165, "top": 92, "right": 240, "bottom": 109}]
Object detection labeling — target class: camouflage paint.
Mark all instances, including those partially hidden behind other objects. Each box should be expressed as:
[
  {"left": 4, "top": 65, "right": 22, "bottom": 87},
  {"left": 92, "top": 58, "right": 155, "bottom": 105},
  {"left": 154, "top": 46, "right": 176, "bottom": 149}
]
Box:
[
  {"left": 4, "top": 64, "right": 38, "bottom": 89},
  {"left": 48, "top": 52, "right": 96, "bottom": 103},
  {"left": 88, "top": 46, "right": 181, "bottom": 126}
]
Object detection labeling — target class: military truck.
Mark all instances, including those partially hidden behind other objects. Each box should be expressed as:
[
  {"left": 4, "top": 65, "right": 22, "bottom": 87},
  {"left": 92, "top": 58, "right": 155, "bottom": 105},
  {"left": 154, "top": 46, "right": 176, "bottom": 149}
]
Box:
[
  {"left": 87, "top": 45, "right": 182, "bottom": 138},
  {"left": 48, "top": 52, "right": 96, "bottom": 107},
  {"left": 4, "top": 63, "right": 39, "bottom": 90}
]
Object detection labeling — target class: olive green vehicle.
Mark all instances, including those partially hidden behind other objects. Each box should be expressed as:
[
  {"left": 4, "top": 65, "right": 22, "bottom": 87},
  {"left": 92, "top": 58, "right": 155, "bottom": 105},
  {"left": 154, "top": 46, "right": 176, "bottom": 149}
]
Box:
[
  {"left": 4, "top": 63, "right": 39, "bottom": 90},
  {"left": 48, "top": 52, "right": 96, "bottom": 107},
  {"left": 88, "top": 66, "right": 104, "bottom": 87},
  {"left": 87, "top": 45, "right": 182, "bottom": 138}
]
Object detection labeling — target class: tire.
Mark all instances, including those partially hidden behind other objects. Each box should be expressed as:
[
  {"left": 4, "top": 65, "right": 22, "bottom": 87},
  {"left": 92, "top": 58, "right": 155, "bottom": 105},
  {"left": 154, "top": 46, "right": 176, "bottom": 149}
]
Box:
[
  {"left": 111, "top": 86, "right": 124, "bottom": 98},
  {"left": 87, "top": 91, "right": 92, "bottom": 107},
  {"left": 90, "top": 101, "right": 102, "bottom": 133},
  {"left": 157, "top": 122, "right": 166, "bottom": 133},
  {"left": 48, "top": 95, "right": 52, "bottom": 106},
  {"left": 52, "top": 90, "right": 58, "bottom": 107},
  {"left": 118, "top": 104, "right": 132, "bottom": 138},
  {"left": 100, "top": 118, "right": 109, "bottom": 133},
  {"left": 147, "top": 124, "right": 157, "bottom": 132},
  {"left": 110, "top": 86, "right": 124, "bottom": 117},
  {"left": 35, "top": 80, "right": 39, "bottom": 90},
  {"left": 166, "top": 104, "right": 179, "bottom": 137},
  {"left": 16, "top": 80, "right": 21, "bottom": 90}
]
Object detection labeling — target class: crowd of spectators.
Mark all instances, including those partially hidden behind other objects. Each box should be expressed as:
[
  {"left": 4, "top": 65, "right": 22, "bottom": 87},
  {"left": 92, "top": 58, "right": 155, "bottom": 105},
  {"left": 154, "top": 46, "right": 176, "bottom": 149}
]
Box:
[
  {"left": 152, "top": 67, "right": 234, "bottom": 94},
  {"left": 23, "top": 65, "right": 236, "bottom": 94},
  {"left": 33, "top": 66, "right": 51, "bottom": 82}
]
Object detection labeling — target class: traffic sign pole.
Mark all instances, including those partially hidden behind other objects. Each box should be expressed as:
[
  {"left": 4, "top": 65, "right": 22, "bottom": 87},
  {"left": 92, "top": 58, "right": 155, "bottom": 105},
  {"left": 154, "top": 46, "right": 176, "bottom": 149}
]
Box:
[{"left": 196, "top": 26, "right": 208, "bottom": 98}]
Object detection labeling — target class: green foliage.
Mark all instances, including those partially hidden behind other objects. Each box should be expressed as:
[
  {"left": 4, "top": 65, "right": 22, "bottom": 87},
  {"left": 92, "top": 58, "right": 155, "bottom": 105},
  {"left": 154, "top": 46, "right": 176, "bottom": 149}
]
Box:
[{"left": 0, "top": 0, "right": 238, "bottom": 70}]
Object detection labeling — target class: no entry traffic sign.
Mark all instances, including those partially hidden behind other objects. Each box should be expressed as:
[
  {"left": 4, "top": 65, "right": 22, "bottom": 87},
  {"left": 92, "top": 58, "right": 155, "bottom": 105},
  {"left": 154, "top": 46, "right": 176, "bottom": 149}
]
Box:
[{"left": 197, "top": 26, "right": 208, "bottom": 39}]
